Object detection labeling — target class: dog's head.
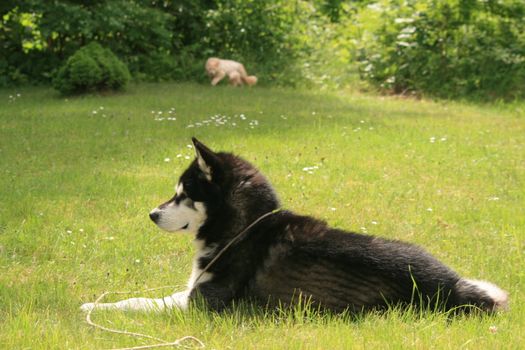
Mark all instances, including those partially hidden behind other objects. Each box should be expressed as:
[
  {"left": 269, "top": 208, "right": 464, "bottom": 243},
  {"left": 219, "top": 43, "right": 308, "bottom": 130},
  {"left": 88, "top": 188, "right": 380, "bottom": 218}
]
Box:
[
  {"left": 205, "top": 58, "right": 220, "bottom": 77},
  {"left": 149, "top": 138, "right": 279, "bottom": 235}
]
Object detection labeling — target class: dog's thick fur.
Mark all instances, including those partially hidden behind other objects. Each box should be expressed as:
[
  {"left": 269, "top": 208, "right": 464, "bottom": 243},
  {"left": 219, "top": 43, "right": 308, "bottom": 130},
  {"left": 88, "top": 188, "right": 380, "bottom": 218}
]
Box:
[
  {"left": 205, "top": 58, "right": 257, "bottom": 86},
  {"left": 81, "top": 138, "right": 508, "bottom": 314}
]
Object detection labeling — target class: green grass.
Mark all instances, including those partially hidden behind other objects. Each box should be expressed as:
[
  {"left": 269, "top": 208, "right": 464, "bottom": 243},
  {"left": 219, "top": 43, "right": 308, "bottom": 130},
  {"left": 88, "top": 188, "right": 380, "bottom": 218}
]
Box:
[{"left": 1, "top": 83, "right": 524, "bottom": 349}]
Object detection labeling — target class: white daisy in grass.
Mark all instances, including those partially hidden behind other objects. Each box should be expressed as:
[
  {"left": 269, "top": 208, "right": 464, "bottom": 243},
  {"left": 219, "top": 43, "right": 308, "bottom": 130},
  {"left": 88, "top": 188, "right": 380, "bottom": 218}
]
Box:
[{"left": 302, "top": 165, "right": 319, "bottom": 174}]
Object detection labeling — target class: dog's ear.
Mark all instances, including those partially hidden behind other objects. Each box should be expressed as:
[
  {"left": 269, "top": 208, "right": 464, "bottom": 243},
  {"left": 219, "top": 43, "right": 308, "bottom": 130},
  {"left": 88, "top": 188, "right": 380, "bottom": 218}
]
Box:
[{"left": 192, "top": 137, "right": 222, "bottom": 182}]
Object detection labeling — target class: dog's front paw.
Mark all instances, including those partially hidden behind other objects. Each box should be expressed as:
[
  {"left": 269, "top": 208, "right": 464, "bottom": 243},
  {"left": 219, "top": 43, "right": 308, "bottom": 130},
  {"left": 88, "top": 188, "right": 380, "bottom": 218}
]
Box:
[{"left": 80, "top": 302, "right": 95, "bottom": 312}]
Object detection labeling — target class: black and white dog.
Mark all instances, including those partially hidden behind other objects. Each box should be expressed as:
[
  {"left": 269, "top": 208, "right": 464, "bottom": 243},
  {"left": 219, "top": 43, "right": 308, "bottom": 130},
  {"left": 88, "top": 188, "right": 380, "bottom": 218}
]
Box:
[{"left": 81, "top": 138, "right": 508, "bottom": 314}]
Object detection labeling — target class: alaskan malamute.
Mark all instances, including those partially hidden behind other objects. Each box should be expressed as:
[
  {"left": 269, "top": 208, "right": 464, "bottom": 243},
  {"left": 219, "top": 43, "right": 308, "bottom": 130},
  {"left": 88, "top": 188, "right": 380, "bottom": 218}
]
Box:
[{"left": 81, "top": 138, "right": 508, "bottom": 314}]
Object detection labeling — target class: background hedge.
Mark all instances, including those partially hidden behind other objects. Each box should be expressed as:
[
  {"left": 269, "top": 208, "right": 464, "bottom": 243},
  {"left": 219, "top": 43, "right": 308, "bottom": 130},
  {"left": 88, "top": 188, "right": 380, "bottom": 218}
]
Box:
[{"left": 1, "top": 0, "right": 524, "bottom": 99}]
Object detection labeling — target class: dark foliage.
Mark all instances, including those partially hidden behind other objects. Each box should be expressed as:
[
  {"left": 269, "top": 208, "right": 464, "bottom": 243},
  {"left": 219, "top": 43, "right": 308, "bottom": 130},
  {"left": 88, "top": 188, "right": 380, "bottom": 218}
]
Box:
[{"left": 0, "top": 0, "right": 299, "bottom": 86}]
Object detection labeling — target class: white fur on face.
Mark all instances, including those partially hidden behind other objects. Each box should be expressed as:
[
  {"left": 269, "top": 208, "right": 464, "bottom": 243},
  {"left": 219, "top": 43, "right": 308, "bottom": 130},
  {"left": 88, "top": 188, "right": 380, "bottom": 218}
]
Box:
[{"left": 150, "top": 183, "right": 207, "bottom": 233}]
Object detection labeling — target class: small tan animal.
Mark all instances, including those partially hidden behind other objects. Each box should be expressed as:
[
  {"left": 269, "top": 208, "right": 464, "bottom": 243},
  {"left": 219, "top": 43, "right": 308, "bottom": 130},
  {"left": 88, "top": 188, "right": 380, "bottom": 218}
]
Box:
[{"left": 205, "top": 58, "right": 257, "bottom": 86}]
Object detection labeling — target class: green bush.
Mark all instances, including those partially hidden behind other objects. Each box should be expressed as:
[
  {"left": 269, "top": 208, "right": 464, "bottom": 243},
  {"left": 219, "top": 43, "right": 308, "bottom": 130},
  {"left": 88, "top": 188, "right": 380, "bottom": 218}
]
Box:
[
  {"left": 358, "top": 0, "right": 525, "bottom": 99},
  {"left": 53, "top": 42, "right": 130, "bottom": 94}
]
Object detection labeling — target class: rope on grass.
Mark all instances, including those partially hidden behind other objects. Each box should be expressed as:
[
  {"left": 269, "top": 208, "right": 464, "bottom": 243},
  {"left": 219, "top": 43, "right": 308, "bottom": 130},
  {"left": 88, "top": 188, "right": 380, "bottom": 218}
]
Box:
[{"left": 86, "top": 286, "right": 205, "bottom": 349}]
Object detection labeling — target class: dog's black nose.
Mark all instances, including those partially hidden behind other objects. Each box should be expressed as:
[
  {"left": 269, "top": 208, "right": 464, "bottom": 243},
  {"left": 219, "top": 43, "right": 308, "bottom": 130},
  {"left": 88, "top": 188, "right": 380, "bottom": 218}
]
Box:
[{"left": 149, "top": 211, "right": 159, "bottom": 223}]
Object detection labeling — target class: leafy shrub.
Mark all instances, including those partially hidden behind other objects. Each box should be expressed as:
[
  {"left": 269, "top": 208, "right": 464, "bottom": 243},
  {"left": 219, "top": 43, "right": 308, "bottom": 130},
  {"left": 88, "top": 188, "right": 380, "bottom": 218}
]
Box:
[
  {"left": 292, "top": 2, "right": 364, "bottom": 90},
  {"left": 53, "top": 42, "right": 130, "bottom": 94},
  {"left": 358, "top": 0, "right": 525, "bottom": 99}
]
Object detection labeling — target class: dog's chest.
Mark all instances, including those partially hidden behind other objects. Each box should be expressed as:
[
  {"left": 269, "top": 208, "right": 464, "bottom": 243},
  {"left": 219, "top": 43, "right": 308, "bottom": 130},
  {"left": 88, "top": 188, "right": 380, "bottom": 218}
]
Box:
[{"left": 187, "top": 239, "right": 216, "bottom": 289}]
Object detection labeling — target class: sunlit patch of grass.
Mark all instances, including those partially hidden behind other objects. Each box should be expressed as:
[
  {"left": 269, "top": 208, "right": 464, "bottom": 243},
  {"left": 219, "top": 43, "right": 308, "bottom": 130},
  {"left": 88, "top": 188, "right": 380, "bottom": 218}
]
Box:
[{"left": 1, "top": 83, "right": 523, "bottom": 349}]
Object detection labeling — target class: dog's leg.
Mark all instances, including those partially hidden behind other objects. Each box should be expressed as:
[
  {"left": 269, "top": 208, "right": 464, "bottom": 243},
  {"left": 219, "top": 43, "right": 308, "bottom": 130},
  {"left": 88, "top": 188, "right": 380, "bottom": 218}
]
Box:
[
  {"left": 228, "top": 72, "right": 242, "bottom": 86},
  {"left": 211, "top": 70, "right": 226, "bottom": 86},
  {"left": 80, "top": 290, "right": 190, "bottom": 313},
  {"left": 189, "top": 282, "right": 234, "bottom": 311}
]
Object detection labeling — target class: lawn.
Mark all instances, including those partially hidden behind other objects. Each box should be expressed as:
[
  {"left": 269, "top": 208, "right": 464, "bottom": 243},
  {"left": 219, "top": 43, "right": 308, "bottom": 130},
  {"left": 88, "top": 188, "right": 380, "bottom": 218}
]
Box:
[{"left": 1, "top": 83, "right": 524, "bottom": 349}]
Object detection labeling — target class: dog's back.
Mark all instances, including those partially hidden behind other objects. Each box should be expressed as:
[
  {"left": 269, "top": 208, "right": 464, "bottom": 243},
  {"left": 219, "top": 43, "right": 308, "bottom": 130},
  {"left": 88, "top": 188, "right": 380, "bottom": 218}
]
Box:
[{"left": 244, "top": 212, "right": 507, "bottom": 313}]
